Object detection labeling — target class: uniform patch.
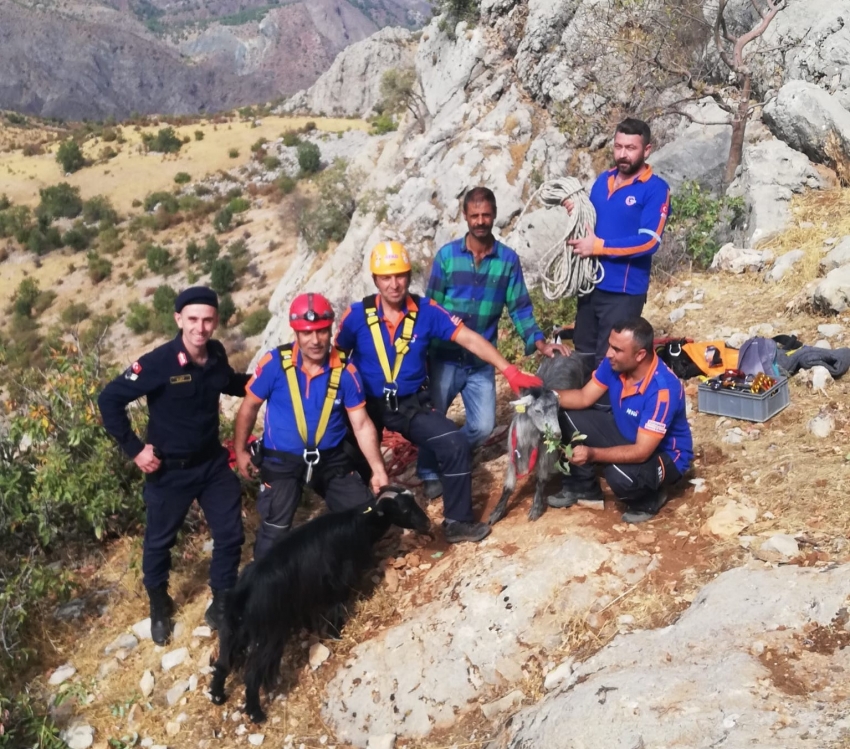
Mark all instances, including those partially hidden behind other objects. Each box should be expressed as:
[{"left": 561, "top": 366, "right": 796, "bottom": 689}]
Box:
[
  {"left": 450, "top": 315, "right": 463, "bottom": 326},
  {"left": 644, "top": 419, "right": 667, "bottom": 435},
  {"left": 124, "top": 371, "right": 139, "bottom": 381},
  {"left": 625, "top": 195, "right": 637, "bottom": 206},
  {"left": 131, "top": 361, "right": 142, "bottom": 374},
  {"left": 177, "top": 352, "right": 189, "bottom": 367},
  {"left": 170, "top": 374, "right": 192, "bottom": 384},
  {"left": 660, "top": 203, "right": 669, "bottom": 216}
]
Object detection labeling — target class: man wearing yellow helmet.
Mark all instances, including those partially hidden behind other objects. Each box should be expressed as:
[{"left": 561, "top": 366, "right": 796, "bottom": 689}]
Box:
[{"left": 336, "top": 241, "right": 542, "bottom": 544}]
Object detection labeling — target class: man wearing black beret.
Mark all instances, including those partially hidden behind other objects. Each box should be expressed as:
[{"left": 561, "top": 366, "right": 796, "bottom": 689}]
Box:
[{"left": 98, "top": 286, "right": 251, "bottom": 644}]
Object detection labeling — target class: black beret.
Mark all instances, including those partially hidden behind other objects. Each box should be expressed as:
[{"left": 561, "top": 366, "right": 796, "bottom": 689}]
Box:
[{"left": 174, "top": 286, "right": 219, "bottom": 313}]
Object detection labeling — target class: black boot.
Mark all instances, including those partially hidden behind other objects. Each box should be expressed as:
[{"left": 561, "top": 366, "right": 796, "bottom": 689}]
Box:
[
  {"left": 205, "top": 588, "right": 230, "bottom": 630},
  {"left": 147, "top": 585, "right": 174, "bottom": 646}
]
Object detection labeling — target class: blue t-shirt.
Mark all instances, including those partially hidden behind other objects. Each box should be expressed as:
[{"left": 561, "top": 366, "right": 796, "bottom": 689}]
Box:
[
  {"left": 592, "top": 355, "right": 693, "bottom": 474},
  {"left": 335, "top": 294, "right": 462, "bottom": 399},
  {"left": 247, "top": 345, "right": 365, "bottom": 454},
  {"left": 589, "top": 166, "right": 671, "bottom": 296}
]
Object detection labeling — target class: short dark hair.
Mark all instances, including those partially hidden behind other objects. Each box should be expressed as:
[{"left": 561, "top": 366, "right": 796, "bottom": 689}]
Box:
[
  {"left": 463, "top": 186, "right": 497, "bottom": 213},
  {"left": 612, "top": 316, "right": 654, "bottom": 354},
  {"left": 615, "top": 118, "right": 651, "bottom": 147}
]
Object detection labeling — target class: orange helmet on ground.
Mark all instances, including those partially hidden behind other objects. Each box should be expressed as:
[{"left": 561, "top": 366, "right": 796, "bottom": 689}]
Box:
[
  {"left": 289, "top": 293, "right": 334, "bottom": 331},
  {"left": 369, "top": 241, "right": 411, "bottom": 275}
]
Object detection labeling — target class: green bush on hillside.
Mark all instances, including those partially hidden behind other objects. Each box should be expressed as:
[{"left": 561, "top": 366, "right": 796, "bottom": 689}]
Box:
[
  {"left": 142, "top": 127, "right": 183, "bottom": 154},
  {"left": 82, "top": 195, "right": 119, "bottom": 227},
  {"left": 143, "top": 191, "right": 179, "bottom": 214},
  {"left": 174, "top": 172, "right": 192, "bottom": 185},
  {"left": 56, "top": 139, "right": 85, "bottom": 173},
  {"left": 297, "top": 142, "right": 321, "bottom": 175},
  {"left": 298, "top": 159, "right": 355, "bottom": 253},
  {"left": 36, "top": 183, "right": 83, "bottom": 222},
  {"left": 87, "top": 251, "right": 112, "bottom": 284},
  {"left": 242, "top": 308, "right": 271, "bottom": 337}
]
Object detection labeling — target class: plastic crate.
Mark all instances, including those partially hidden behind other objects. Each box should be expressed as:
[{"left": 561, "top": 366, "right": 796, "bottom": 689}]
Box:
[{"left": 697, "top": 376, "right": 790, "bottom": 423}]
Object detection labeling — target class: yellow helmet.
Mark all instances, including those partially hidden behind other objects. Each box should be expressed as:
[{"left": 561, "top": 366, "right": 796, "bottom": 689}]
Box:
[{"left": 369, "top": 241, "right": 411, "bottom": 275}]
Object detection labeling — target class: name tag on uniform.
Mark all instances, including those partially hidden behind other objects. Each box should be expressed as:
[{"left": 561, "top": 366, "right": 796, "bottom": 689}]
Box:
[{"left": 170, "top": 374, "right": 193, "bottom": 384}]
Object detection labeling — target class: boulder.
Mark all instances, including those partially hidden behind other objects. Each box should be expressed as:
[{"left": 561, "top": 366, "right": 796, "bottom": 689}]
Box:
[
  {"left": 763, "top": 80, "right": 850, "bottom": 164},
  {"left": 60, "top": 722, "right": 95, "bottom": 749},
  {"left": 727, "top": 137, "right": 826, "bottom": 244},
  {"left": 820, "top": 237, "right": 850, "bottom": 272},
  {"left": 701, "top": 500, "right": 757, "bottom": 538},
  {"left": 49, "top": 663, "right": 77, "bottom": 686},
  {"left": 710, "top": 244, "right": 774, "bottom": 274},
  {"left": 812, "top": 264, "right": 850, "bottom": 312},
  {"left": 765, "top": 249, "right": 805, "bottom": 283},
  {"left": 104, "top": 633, "right": 138, "bottom": 655}
]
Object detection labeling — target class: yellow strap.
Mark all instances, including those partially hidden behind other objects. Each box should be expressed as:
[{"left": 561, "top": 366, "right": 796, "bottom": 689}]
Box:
[
  {"left": 279, "top": 345, "right": 345, "bottom": 450},
  {"left": 364, "top": 297, "right": 417, "bottom": 386}
]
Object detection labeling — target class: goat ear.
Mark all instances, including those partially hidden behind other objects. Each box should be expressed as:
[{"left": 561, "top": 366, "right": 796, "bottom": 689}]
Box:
[{"left": 510, "top": 394, "right": 534, "bottom": 413}]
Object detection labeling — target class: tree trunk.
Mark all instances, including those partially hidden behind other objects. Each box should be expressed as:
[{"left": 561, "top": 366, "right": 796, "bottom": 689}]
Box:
[{"left": 723, "top": 73, "right": 751, "bottom": 186}]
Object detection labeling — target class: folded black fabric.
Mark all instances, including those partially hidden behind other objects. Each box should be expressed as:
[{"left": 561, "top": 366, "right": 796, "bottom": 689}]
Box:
[{"left": 778, "top": 346, "right": 850, "bottom": 377}]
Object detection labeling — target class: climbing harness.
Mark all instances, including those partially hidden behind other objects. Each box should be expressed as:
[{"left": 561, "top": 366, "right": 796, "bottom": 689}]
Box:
[
  {"left": 514, "top": 177, "right": 604, "bottom": 300},
  {"left": 363, "top": 294, "right": 418, "bottom": 412},
  {"left": 278, "top": 343, "right": 346, "bottom": 482}
]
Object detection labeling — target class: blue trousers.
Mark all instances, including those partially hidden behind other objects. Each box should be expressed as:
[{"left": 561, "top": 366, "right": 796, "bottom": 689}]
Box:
[
  {"left": 417, "top": 361, "right": 496, "bottom": 482},
  {"left": 142, "top": 449, "right": 244, "bottom": 591}
]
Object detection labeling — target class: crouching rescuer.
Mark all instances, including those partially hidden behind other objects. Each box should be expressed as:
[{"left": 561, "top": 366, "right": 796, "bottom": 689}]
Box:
[
  {"left": 97, "top": 286, "right": 250, "bottom": 645},
  {"left": 233, "top": 293, "right": 390, "bottom": 560},
  {"left": 553, "top": 317, "right": 693, "bottom": 523},
  {"left": 335, "top": 241, "right": 543, "bottom": 544}
]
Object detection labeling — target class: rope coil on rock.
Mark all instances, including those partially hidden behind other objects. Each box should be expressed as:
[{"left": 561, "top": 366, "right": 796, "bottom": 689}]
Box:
[{"left": 514, "top": 177, "right": 603, "bottom": 300}]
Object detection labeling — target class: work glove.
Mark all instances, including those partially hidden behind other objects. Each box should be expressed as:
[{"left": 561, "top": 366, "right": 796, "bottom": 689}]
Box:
[{"left": 503, "top": 365, "right": 543, "bottom": 396}]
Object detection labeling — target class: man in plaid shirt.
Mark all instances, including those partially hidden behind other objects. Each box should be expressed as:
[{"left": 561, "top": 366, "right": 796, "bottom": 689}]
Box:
[{"left": 418, "top": 186, "right": 569, "bottom": 499}]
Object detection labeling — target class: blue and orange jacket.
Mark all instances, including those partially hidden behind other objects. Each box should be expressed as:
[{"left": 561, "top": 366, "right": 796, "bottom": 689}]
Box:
[{"left": 589, "top": 166, "right": 671, "bottom": 296}]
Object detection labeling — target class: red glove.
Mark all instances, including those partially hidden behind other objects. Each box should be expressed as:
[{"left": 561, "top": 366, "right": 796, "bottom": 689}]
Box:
[{"left": 503, "top": 365, "right": 543, "bottom": 396}]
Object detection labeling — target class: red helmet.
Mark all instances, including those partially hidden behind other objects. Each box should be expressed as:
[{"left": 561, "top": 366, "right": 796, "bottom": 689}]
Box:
[{"left": 289, "top": 293, "right": 334, "bottom": 331}]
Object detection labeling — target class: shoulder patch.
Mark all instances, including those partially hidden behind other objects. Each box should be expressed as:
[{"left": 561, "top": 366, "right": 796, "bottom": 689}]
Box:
[
  {"left": 131, "top": 361, "right": 142, "bottom": 374},
  {"left": 644, "top": 419, "right": 667, "bottom": 435},
  {"left": 177, "top": 352, "right": 189, "bottom": 367},
  {"left": 254, "top": 351, "right": 274, "bottom": 377},
  {"left": 450, "top": 314, "right": 463, "bottom": 326}
]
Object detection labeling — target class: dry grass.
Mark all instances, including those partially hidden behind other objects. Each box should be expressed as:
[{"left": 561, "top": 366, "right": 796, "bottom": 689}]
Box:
[
  {"left": 0, "top": 115, "right": 368, "bottom": 212},
  {"left": 507, "top": 141, "right": 531, "bottom": 185}
]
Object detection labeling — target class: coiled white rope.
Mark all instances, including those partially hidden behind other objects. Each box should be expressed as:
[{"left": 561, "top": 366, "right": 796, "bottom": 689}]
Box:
[{"left": 514, "top": 177, "right": 603, "bottom": 300}]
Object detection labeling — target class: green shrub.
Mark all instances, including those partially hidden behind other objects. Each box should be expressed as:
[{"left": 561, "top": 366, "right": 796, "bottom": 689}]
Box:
[
  {"left": 277, "top": 175, "right": 296, "bottom": 194},
  {"left": 263, "top": 155, "right": 281, "bottom": 170},
  {"left": 218, "top": 293, "right": 236, "bottom": 326},
  {"left": 298, "top": 159, "right": 355, "bottom": 253},
  {"left": 36, "top": 182, "right": 83, "bottom": 222},
  {"left": 82, "top": 195, "right": 118, "bottom": 227},
  {"left": 370, "top": 113, "right": 398, "bottom": 135},
  {"left": 32, "top": 290, "right": 57, "bottom": 317},
  {"left": 56, "top": 139, "right": 85, "bottom": 173},
  {"left": 101, "top": 127, "right": 119, "bottom": 142},
  {"left": 13, "top": 278, "right": 41, "bottom": 318},
  {"left": 177, "top": 194, "right": 204, "bottom": 213},
  {"left": 214, "top": 206, "right": 233, "bottom": 233},
  {"left": 242, "top": 308, "right": 271, "bottom": 336},
  {"left": 228, "top": 148, "right": 240, "bottom": 159},
  {"left": 226, "top": 186, "right": 243, "bottom": 199},
  {"left": 282, "top": 131, "right": 301, "bottom": 147},
  {"left": 174, "top": 171, "right": 192, "bottom": 185},
  {"left": 0, "top": 205, "right": 32, "bottom": 240},
  {"left": 0, "top": 194, "right": 10, "bottom": 211},
  {"left": 142, "top": 127, "right": 183, "bottom": 154},
  {"left": 250, "top": 137, "right": 268, "bottom": 153},
  {"left": 199, "top": 235, "right": 220, "bottom": 272},
  {"left": 297, "top": 142, "right": 321, "bottom": 175},
  {"left": 497, "top": 286, "right": 576, "bottom": 365},
  {"left": 62, "top": 227, "right": 91, "bottom": 251},
  {"left": 60, "top": 302, "right": 91, "bottom": 325},
  {"left": 126, "top": 301, "right": 152, "bottom": 333},
  {"left": 143, "top": 191, "right": 179, "bottom": 214},
  {"left": 228, "top": 197, "right": 251, "bottom": 213},
  {"left": 185, "top": 239, "right": 200, "bottom": 263},
  {"left": 145, "top": 244, "right": 174, "bottom": 275},
  {"left": 87, "top": 251, "right": 112, "bottom": 283},
  {"left": 194, "top": 130, "right": 205, "bottom": 141},
  {"left": 97, "top": 226, "right": 124, "bottom": 254},
  {"left": 210, "top": 257, "right": 235, "bottom": 294},
  {"left": 195, "top": 184, "right": 212, "bottom": 197}
]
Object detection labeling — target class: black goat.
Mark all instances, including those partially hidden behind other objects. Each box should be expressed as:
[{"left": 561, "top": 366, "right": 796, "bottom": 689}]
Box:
[
  {"left": 488, "top": 352, "right": 590, "bottom": 524},
  {"left": 209, "top": 486, "right": 431, "bottom": 724}
]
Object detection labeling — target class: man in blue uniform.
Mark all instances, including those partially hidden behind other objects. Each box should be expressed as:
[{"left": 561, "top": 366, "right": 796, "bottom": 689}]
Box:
[
  {"left": 553, "top": 317, "right": 693, "bottom": 523},
  {"left": 98, "top": 286, "right": 250, "bottom": 644},
  {"left": 336, "top": 241, "right": 542, "bottom": 544},
  {"left": 418, "top": 186, "right": 569, "bottom": 500},
  {"left": 232, "top": 292, "right": 390, "bottom": 560},
  {"left": 565, "top": 118, "right": 671, "bottom": 364}
]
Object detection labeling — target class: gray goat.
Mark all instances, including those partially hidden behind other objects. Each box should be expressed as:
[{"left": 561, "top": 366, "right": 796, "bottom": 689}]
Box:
[{"left": 488, "top": 352, "right": 590, "bottom": 524}]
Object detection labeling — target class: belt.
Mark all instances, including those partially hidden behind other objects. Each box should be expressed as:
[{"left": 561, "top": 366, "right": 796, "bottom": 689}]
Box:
[{"left": 158, "top": 445, "right": 222, "bottom": 470}]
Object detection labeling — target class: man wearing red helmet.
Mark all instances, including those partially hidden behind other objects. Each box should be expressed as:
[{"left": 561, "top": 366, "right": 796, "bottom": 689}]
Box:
[
  {"left": 233, "top": 292, "right": 390, "bottom": 559},
  {"left": 336, "top": 241, "right": 543, "bottom": 544}
]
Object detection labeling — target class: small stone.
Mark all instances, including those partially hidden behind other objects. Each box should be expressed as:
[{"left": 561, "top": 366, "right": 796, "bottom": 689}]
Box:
[
  {"left": 161, "top": 647, "right": 189, "bottom": 672},
  {"left": 384, "top": 567, "right": 399, "bottom": 593},
  {"left": 165, "top": 721, "right": 180, "bottom": 737},
  {"left": 61, "top": 722, "right": 95, "bottom": 749},
  {"left": 617, "top": 615, "right": 635, "bottom": 627},
  {"left": 817, "top": 323, "right": 843, "bottom": 338},
  {"left": 635, "top": 531, "right": 656, "bottom": 545},
  {"left": 669, "top": 307, "right": 686, "bottom": 323},
  {"left": 141, "top": 739, "right": 154, "bottom": 747},
  {"left": 166, "top": 680, "right": 190, "bottom": 706},
  {"left": 248, "top": 735, "right": 265, "bottom": 746},
  {"left": 751, "top": 640, "right": 767, "bottom": 655},
  {"left": 230, "top": 711, "right": 242, "bottom": 722},
  {"left": 49, "top": 664, "right": 77, "bottom": 685},
  {"left": 759, "top": 534, "right": 800, "bottom": 562},
  {"left": 577, "top": 498, "right": 605, "bottom": 510},
  {"left": 105, "top": 633, "right": 139, "bottom": 655},
  {"left": 543, "top": 659, "right": 574, "bottom": 691},
  {"left": 481, "top": 690, "right": 525, "bottom": 719},
  {"left": 309, "top": 642, "right": 331, "bottom": 670},
  {"left": 188, "top": 674, "right": 198, "bottom": 691},
  {"left": 807, "top": 411, "right": 835, "bottom": 438},
  {"left": 192, "top": 626, "right": 212, "bottom": 638},
  {"left": 236, "top": 726, "right": 248, "bottom": 736},
  {"left": 814, "top": 339, "right": 832, "bottom": 349},
  {"left": 132, "top": 618, "right": 152, "bottom": 641},
  {"left": 722, "top": 428, "right": 746, "bottom": 445},
  {"left": 172, "top": 622, "right": 185, "bottom": 640},
  {"left": 140, "top": 670, "right": 155, "bottom": 698}
]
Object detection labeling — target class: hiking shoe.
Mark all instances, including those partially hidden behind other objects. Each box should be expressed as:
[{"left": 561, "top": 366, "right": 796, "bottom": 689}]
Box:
[
  {"left": 547, "top": 483, "right": 604, "bottom": 508},
  {"left": 146, "top": 585, "right": 174, "bottom": 646},
  {"left": 622, "top": 489, "right": 669, "bottom": 524},
  {"left": 423, "top": 479, "right": 444, "bottom": 501},
  {"left": 204, "top": 588, "right": 230, "bottom": 631},
  {"left": 443, "top": 520, "right": 491, "bottom": 544}
]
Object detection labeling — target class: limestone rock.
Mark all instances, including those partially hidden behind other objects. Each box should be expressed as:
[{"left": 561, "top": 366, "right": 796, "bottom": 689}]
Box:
[
  {"left": 140, "top": 670, "right": 155, "bottom": 698},
  {"left": 166, "top": 680, "right": 189, "bottom": 706},
  {"left": 49, "top": 663, "right": 76, "bottom": 686},
  {"left": 543, "top": 659, "right": 575, "bottom": 692},
  {"left": 701, "top": 501, "right": 757, "bottom": 538},
  {"left": 807, "top": 410, "right": 835, "bottom": 438},
  {"left": 248, "top": 735, "right": 265, "bottom": 746},
  {"left": 765, "top": 249, "right": 804, "bottom": 283},
  {"left": 161, "top": 647, "right": 189, "bottom": 672},
  {"left": 309, "top": 642, "right": 331, "bottom": 670},
  {"left": 132, "top": 618, "right": 152, "bottom": 641},
  {"left": 812, "top": 265, "right": 850, "bottom": 313},
  {"left": 192, "top": 626, "right": 212, "bottom": 638},
  {"left": 817, "top": 323, "right": 843, "bottom": 338},
  {"left": 104, "top": 633, "right": 139, "bottom": 655},
  {"left": 60, "top": 722, "right": 95, "bottom": 749},
  {"left": 366, "top": 735, "right": 395, "bottom": 749},
  {"left": 710, "top": 244, "right": 774, "bottom": 274},
  {"left": 481, "top": 689, "right": 525, "bottom": 719},
  {"left": 755, "top": 534, "right": 800, "bottom": 564},
  {"left": 165, "top": 721, "right": 180, "bottom": 737},
  {"left": 820, "top": 238, "right": 850, "bottom": 273}
]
